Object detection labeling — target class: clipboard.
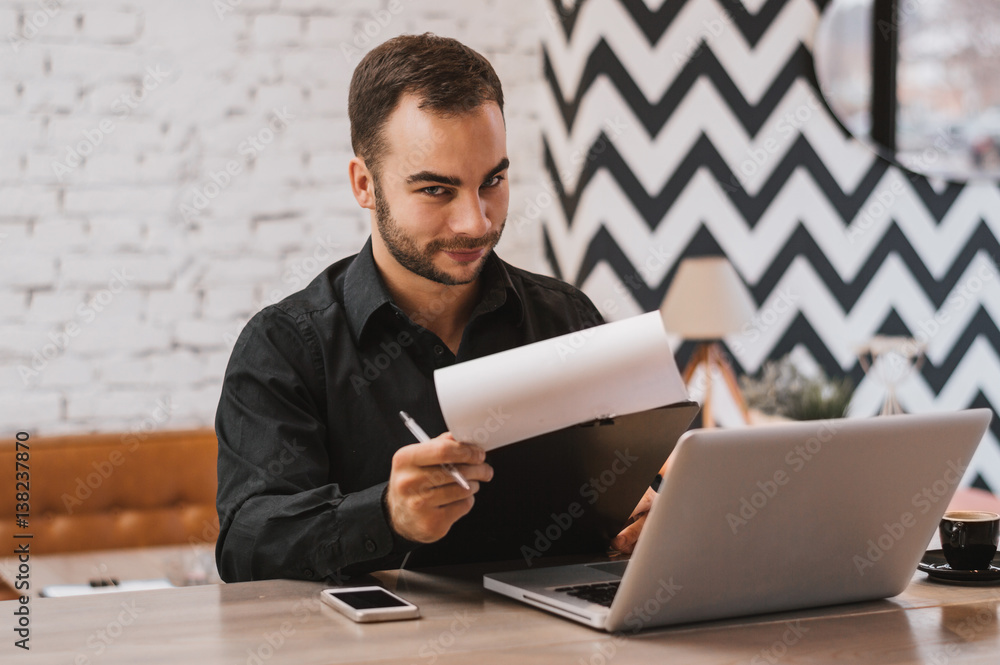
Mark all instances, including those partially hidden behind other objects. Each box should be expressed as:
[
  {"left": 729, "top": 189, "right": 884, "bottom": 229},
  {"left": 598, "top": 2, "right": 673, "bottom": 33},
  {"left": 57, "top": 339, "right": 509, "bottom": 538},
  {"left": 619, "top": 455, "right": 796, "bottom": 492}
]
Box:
[{"left": 405, "top": 401, "right": 700, "bottom": 567}]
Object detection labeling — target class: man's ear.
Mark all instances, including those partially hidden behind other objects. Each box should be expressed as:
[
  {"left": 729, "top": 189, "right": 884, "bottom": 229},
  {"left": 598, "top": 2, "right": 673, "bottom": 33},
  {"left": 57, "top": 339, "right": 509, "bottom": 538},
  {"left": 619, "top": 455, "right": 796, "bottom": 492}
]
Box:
[{"left": 348, "top": 157, "right": 376, "bottom": 210}]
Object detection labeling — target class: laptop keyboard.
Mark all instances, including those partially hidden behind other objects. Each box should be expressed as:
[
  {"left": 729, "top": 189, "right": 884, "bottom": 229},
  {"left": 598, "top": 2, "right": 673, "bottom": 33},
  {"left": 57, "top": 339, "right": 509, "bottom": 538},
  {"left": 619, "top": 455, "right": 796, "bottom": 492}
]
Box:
[{"left": 554, "top": 581, "right": 621, "bottom": 607}]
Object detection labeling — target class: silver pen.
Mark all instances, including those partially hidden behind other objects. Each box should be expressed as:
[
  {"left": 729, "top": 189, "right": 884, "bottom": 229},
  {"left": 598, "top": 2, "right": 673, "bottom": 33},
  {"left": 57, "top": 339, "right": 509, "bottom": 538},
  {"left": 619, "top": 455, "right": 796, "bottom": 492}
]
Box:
[{"left": 398, "top": 411, "right": 471, "bottom": 490}]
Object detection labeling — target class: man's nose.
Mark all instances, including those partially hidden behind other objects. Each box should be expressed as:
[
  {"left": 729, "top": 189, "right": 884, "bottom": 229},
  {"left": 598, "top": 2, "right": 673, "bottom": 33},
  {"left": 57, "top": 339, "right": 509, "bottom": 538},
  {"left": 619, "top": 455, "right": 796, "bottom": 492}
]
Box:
[{"left": 449, "top": 192, "right": 492, "bottom": 237}]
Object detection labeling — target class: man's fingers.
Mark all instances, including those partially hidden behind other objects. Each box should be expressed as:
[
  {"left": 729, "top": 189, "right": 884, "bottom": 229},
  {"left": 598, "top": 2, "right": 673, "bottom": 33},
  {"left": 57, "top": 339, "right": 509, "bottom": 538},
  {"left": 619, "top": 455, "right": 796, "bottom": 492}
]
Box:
[
  {"left": 453, "top": 462, "right": 493, "bottom": 483},
  {"left": 413, "top": 479, "right": 480, "bottom": 508},
  {"left": 615, "top": 486, "right": 658, "bottom": 553},
  {"left": 417, "top": 462, "right": 493, "bottom": 490},
  {"left": 438, "top": 494, "right": 476, "bottom": 521},
  {"left": 611, "top": 514, "right": 646, "bottom": 554},
  {"left": 396, "top": 434, "right": 486, "bottom": 467},
  {"left": 433, "top": 441, "right": 485, "bottom": 466},
  {"left": 628, "top": 487, "right": 656, "bottom": 520}
]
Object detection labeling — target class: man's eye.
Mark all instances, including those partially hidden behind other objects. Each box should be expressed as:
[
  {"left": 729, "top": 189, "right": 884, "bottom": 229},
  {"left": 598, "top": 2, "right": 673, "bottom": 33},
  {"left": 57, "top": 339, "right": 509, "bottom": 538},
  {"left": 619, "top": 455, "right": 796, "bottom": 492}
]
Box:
[
  {"left": 483, "top": 175, "right": 505, "bottom": 188},
  {"left": 421, "top": 186, "right": 446, "bottom": 196}
]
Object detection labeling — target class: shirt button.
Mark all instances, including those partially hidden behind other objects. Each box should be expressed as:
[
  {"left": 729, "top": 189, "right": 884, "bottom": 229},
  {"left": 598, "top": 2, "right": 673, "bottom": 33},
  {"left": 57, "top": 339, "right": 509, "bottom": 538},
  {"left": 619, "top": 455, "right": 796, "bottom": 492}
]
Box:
[
  {"left": 433, "top": 345, "right": 444, "bottom": 355},
  {"left": 303, "top": 568, "right": 314, "bottom": 579},
  {"left": 365, "top": 539, "right": 377, "bottom": 553}
]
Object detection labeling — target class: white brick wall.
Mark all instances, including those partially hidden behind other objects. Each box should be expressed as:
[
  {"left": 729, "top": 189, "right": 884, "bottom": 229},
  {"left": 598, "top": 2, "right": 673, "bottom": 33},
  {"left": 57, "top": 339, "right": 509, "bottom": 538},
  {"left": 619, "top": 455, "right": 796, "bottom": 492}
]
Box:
[
  {"left": 0, "top": 9, "right": 18, "bottom": 36},
  {"left": 0, "top": 393, "right": 63, "bottom": 429},
  {"left": 2, "top": 257, "right": 58, "bottom": 288},
  {"left": 81, "top": 11, "right": 141, "bottom": 43},
  {"left": 0, "top": 0, "right": 547, "bottom": 436}
]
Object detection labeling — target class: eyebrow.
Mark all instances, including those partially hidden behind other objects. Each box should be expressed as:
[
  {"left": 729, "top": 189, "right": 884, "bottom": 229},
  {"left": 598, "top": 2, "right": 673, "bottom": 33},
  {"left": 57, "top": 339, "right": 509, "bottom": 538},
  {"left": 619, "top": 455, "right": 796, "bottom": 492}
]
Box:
[{"left": 405, "top": 157, "right": 510, "bottom": 187}]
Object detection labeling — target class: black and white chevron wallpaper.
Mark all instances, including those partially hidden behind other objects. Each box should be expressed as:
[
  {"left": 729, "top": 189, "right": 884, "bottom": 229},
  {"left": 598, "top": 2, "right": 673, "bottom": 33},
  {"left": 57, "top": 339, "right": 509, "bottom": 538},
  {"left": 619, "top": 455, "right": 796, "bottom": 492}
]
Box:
[{"left": 541, "top": 0, "right": 1000, "bottom": 490}]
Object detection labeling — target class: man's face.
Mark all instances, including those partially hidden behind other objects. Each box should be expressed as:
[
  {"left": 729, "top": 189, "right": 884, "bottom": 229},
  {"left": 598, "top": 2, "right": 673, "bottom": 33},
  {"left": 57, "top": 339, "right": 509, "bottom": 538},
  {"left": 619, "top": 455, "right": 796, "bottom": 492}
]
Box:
[{"left": 369, "top": 94, "right": 509, "bottom": 286}]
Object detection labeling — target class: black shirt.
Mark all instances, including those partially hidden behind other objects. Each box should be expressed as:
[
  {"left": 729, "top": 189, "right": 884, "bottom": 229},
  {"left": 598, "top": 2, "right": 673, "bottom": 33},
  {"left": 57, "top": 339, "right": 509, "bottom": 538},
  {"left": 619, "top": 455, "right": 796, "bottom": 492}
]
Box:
[{"left": 215, "top": 238, "right": 603, "bottom": 582}]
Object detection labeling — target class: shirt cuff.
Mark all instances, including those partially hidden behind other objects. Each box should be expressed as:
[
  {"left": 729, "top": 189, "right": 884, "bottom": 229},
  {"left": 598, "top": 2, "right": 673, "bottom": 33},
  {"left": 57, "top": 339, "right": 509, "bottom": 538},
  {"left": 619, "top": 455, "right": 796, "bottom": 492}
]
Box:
[
  {"left": 320, "top": 482, "right": 420, "bottom": 580},
  {"left": 380, "top": 484, "right": 423, "bottom": 555}
]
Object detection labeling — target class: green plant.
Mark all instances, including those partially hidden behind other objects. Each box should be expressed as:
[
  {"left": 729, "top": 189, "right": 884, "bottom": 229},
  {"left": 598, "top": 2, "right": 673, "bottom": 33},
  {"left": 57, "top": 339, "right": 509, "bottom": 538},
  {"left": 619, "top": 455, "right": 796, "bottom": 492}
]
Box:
[{"left": 740, "top": 356, "right": 854, "bottom": 421}]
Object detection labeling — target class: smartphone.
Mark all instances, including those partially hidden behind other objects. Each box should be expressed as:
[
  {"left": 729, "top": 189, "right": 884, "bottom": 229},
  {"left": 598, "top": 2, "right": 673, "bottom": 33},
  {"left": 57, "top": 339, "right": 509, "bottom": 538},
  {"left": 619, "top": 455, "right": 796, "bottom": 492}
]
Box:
[{"left": 319, "top": 586, "right": 420, "bottom": 623}]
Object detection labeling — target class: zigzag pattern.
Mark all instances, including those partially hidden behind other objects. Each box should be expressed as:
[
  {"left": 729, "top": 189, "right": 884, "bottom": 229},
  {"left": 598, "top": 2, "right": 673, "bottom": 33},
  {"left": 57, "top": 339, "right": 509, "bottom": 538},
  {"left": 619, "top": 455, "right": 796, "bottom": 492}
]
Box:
[
  {"left": 543, "top": 38, "right": 818, "bottom": 137},
  {"left": 543, "top": 161, "right": 1000, "bottom": 289},
  {"left": 570, "top": 227, "right": 1000, "bottom": 371},
  {"left": 544, "top": 0, "right": 821, "bottom": 108},
  {"left": 543, "top": 123, "right": 982, "bottom": 231},
  {"left": 543, "top": 133, "right": 884, "bottom": 231},
  {"left": 542, "top": 0, "right": 1000, "bottom": 491},
  {"left": 548, "top": 0, "right": 825, "bottom": 46},
  {"left": 565, "top": 218, "right": 1000, "bottom": 315},
  {"left": 539, "top": 76, "right": 872, "bottom": 195}
]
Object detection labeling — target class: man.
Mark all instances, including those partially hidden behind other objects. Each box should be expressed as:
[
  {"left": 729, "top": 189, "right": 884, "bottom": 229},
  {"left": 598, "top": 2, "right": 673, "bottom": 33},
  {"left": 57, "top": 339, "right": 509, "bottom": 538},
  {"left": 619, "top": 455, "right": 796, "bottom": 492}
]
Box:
[{"left": 215, "top": 33, "right": 645, "bottom": 583}]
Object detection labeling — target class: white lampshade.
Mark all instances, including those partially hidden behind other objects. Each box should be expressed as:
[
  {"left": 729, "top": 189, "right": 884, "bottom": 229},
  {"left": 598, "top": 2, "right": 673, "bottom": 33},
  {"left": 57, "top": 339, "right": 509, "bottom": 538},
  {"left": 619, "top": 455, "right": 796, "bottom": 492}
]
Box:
[{"left": 660, "top": 257, "right": 756, "bottom": 340}]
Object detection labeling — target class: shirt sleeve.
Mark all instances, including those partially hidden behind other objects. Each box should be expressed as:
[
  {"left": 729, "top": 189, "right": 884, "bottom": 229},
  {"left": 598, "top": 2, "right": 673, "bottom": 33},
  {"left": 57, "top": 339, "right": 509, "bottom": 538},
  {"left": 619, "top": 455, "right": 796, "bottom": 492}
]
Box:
[
  {"left": 214, "top": 306, "right": 416, "bottom": 583},
  {"left": 576, "top": 290, "right": 605, "bottom": 328}
]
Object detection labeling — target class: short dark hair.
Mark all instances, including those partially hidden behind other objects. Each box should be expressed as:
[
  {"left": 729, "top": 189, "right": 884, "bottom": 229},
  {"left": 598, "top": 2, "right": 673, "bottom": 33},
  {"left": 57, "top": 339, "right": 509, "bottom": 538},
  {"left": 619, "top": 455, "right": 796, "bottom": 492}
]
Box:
[{"left": 348, "top": 33, "right": 505, "bottom": 177}]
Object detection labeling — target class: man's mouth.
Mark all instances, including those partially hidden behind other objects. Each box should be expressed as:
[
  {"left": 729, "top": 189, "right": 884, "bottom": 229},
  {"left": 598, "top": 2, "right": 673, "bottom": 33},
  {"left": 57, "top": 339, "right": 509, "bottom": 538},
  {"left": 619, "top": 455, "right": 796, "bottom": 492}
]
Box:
[{"left": 442, "top": 248, "right": 487, "bottom": 264}]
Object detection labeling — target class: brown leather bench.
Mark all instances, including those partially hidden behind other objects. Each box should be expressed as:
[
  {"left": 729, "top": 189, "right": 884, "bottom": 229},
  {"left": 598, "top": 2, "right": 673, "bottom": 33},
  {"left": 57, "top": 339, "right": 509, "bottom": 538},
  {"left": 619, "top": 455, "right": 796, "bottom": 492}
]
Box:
[{"left": 0, "top": 429, "right": 219, "bottom": 556}]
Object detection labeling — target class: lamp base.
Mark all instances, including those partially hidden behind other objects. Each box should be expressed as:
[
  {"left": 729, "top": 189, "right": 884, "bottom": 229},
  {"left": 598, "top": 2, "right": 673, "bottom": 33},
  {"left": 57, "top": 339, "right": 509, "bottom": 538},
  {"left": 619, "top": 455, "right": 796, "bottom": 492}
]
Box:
[{"left": 681, "top": 342, "right": 749, "bottom": 428}]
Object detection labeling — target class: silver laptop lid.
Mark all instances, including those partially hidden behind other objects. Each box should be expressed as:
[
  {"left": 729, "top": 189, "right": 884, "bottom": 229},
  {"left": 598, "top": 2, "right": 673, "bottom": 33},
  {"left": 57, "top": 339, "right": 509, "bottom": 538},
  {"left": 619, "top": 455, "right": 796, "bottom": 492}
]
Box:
[{"left": 606, "top": 409, "right": 992, "bottom": 631}]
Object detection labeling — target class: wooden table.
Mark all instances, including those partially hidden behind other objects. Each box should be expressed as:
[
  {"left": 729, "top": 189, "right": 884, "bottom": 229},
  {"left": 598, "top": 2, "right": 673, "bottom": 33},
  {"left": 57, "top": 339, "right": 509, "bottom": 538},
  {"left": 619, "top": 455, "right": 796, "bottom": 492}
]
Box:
[{"left": 3, "top": 558, "right": 1000, "bottom": 665}]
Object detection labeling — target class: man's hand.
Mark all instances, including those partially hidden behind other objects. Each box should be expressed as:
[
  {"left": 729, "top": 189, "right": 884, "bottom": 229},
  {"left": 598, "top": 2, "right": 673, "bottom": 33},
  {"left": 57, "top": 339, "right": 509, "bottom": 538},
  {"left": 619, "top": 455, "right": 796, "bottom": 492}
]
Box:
[
  {"left": 610, "top": 457, "right": 671, "bottom": 554},
  {"left": 610, "top": 486, "right": 655, "bottom": 554},
  {"left": 385, "top": 432, "right": 493, "bottom": 543}
]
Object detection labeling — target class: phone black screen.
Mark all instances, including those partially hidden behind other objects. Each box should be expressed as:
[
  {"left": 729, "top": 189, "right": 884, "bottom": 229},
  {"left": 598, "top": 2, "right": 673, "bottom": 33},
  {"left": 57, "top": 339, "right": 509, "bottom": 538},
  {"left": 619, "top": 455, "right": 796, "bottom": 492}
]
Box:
[{"left": 332, "top": 589, "right": 407, "bottom": 609}]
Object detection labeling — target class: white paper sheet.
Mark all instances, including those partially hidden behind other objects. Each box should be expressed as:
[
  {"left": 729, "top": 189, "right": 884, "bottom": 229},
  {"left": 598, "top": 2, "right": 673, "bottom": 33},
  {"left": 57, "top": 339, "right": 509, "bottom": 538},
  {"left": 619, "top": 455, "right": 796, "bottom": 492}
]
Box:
[{"left": 434, "top": 311, "right": 689, "bottom": 450}]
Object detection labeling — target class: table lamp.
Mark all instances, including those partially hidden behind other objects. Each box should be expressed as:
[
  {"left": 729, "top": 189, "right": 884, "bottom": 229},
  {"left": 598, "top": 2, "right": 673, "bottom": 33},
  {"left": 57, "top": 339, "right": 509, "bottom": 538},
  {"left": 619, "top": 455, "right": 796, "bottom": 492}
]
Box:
[{"left": 660, "top": 256, "right": 757, "bottom": 427}]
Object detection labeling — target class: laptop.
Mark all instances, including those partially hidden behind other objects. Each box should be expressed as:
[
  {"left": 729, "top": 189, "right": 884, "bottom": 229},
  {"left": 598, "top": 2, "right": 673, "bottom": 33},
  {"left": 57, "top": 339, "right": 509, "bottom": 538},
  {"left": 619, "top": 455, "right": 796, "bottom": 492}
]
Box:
[{"left": 484, "top": 409, "right": 993, "bottom": 632}]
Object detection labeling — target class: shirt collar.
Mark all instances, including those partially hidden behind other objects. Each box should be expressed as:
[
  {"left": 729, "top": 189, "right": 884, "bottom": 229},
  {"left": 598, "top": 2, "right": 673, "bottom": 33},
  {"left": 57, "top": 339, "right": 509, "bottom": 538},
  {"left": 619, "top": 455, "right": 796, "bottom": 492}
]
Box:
[{"left": 343, "top": 237, "right": 524, "bottom": 342}]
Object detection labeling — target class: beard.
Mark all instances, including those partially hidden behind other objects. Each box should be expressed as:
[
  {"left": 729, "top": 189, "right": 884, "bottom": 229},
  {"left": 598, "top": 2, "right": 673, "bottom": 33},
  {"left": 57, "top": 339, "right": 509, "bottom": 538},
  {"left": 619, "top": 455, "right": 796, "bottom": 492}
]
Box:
[{"left": 374, "top": 185, "right": 504, "bottom": 286}]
